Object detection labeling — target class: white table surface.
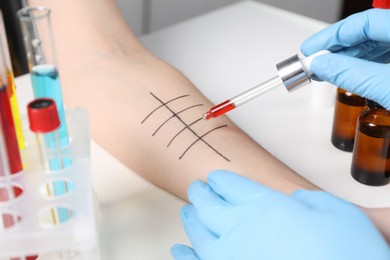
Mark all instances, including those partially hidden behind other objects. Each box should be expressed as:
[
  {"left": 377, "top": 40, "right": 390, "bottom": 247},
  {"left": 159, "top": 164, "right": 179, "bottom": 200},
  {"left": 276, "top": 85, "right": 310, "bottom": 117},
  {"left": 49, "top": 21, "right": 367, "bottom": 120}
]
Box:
[{"left": 15, "top": 1, "right": 390, "bottom": 259}]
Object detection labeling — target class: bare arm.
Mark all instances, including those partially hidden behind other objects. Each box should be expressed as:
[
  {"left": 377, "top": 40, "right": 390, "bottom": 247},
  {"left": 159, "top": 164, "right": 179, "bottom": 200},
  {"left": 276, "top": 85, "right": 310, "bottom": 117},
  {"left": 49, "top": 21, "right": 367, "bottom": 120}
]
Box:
[{"left": 364, "top": 207, "right": 390, "bottom": 244}]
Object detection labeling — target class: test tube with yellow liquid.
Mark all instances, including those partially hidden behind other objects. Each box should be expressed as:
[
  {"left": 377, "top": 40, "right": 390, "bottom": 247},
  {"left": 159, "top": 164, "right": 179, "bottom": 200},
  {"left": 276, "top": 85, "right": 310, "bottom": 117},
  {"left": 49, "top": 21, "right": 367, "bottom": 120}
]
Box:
[{"left": 0, "top": 11, "right": 25, "bottom": 150}]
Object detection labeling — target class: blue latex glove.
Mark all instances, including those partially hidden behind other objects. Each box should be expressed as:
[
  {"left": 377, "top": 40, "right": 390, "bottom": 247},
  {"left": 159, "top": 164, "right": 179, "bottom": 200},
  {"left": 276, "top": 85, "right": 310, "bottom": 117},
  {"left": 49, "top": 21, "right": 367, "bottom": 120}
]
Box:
[
  {"left": 301, "top": 9, "right": 390, "bottom": 110},
  {"left": 171, "top": 170, "right": 390, "bottom": 260}
]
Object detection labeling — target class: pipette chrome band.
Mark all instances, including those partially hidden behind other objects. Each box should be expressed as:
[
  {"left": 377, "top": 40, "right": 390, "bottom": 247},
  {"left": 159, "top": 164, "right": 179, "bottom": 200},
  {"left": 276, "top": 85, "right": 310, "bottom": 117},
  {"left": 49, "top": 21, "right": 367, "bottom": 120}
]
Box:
[
  {"left": 276, "top": 50, "right": 330, "bottom": 92},
  {"left": 276, "top": 54, "right": 311, "bottom": 92}
]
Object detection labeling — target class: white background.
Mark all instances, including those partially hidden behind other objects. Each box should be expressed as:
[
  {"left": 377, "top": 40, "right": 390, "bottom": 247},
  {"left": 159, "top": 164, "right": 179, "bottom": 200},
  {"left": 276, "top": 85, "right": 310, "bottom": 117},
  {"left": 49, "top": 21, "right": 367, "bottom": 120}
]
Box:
[{"left": 116, "top": 0, "right": 343, "bottom": 35}]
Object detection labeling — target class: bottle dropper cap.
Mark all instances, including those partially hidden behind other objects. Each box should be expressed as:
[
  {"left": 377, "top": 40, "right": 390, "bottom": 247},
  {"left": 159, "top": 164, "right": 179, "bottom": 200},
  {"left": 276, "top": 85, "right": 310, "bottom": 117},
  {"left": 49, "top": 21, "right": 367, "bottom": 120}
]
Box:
[{"left": 28, "top": 98, "right": 60, "bottom": 133}]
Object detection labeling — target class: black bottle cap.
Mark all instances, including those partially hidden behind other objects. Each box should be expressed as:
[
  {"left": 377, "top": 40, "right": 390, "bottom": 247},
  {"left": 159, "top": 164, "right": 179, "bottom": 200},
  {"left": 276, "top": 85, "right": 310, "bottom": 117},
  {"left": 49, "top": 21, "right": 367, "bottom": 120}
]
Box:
[{"left": 366, "top": 99, "right": 385, "bottom": 109}]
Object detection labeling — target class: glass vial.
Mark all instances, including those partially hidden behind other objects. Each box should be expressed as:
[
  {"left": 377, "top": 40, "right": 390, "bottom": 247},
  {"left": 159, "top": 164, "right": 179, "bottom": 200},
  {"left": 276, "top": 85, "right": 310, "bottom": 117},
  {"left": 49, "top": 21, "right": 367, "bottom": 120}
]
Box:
[
  {"left": 331, "top": 88, "right": 366, "bottom": 151},
  {"left": 351, "top": 100, "right": 390, "bottom": 186}
]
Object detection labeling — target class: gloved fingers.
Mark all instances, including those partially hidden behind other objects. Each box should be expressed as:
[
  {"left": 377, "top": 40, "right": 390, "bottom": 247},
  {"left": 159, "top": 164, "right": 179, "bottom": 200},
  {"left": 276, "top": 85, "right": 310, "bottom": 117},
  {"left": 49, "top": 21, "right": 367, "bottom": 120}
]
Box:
[
  {"left": 359, "top": 45, "right": 390, "bottom": 62},
  {"left": 189, "top": 179, "right": 266, "bottom": 236},
  {"left": 301, "top": 9, "right": 390, "bottom": 56},
  {"left": 337, "top": 41, "right": 390, "bottom": 61},
  {"left": 188, "top": 180, "right": 235, "bottom": 235},
  {"left": 188, "top": 180, "right": 228, "bottom": 207},
  {"left": 371, "top": 50, "right": 390, "bottom": 63},
  {"left": 311, "top": 53, "right": 390, "bottom": 110},
  {"left": 180, "top": 204, "right": 217, "bottom": 254},
  {"left": 171, "top": 244, "right": 201, "bottom": 260},
  {"left": 207, "top": 170, "right": 284, "bottom": 205}
]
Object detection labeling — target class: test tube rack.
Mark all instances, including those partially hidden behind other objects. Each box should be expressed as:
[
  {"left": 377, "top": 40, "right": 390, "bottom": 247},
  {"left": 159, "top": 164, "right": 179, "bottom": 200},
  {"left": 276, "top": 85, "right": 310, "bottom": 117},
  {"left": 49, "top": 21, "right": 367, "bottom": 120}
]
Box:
[{"left": 0, "top": 108, "right": 98, "bottom": 258}]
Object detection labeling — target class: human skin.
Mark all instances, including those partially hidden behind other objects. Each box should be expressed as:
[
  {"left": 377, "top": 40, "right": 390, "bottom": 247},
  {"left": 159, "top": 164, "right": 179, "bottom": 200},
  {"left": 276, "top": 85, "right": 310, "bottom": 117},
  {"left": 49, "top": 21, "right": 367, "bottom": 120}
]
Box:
[{"left": 29, "top": 0, "right": 389, "bottom": 243}]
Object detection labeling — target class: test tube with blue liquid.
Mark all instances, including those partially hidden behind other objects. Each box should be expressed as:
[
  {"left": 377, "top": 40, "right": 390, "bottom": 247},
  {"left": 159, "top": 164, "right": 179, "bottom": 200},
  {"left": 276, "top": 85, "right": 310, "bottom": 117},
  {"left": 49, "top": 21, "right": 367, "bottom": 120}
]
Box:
[
  {"left": 17, "top": 6, "right": 70, "bottom": 151},
  {"left": 17, "top": 6, "right": 71, "bottom": 222}
]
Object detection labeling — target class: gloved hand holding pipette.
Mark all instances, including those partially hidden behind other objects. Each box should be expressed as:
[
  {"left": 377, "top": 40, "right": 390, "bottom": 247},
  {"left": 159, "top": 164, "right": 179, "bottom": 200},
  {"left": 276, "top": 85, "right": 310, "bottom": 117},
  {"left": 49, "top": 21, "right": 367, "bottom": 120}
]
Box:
[
  {"left": 204, "top": 9, "right": 390, "bottom": 120},
  {"left": 301, "top": 8, "right": 390, "bottom": 110}
]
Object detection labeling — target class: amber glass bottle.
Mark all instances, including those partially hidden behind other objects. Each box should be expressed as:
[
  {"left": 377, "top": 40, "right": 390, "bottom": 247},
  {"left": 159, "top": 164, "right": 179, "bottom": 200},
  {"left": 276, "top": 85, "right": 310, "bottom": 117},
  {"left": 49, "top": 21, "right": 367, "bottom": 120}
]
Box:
[
  {"left": 331, "top": 88, "right": 366, "bottom": 151},
  {"left": 351, "top": 100, "right": 390, "bottom": 186}
]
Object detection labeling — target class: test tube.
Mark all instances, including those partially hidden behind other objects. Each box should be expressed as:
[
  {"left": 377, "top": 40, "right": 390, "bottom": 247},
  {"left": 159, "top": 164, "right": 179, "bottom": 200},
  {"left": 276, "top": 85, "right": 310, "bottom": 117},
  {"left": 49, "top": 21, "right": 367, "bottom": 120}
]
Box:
[
  {"left": 18, "top": 8, "right": 73, "bottom": 226},
  {"left": 0, "top": 10, "right": 25, "bottom": 150},
  {"left": 28, "top": 98, "right": 64, "bottom": 171},
  {"left": 17, "top": 6, "right": 70, "bottom": 150},
  {"left": 0, "top": 117, "right": 15, "bottom": 200},
  {"left": 0, "top": 38, "right": 22, "bottom": 174},
  {"left": 27, "top": 98, "right": 75, "bottom": 259},
  {"left": 28, "top": 98, "right": 72, "bottom": 212}
]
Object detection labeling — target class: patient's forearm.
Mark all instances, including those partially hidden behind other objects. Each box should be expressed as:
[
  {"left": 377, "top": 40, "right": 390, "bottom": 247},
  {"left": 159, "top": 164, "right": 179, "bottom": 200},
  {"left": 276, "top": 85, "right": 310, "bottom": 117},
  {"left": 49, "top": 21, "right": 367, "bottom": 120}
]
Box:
[{"left": 60, "top": 41, "right": 315, "bottom": 199}]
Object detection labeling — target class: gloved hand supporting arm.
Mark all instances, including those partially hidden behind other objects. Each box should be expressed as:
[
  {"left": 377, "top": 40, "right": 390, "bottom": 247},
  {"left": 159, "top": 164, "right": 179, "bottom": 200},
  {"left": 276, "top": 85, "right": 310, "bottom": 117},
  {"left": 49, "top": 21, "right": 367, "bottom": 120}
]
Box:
[{"left": 172, "top": 170, "right": 390, "bottom": 260}]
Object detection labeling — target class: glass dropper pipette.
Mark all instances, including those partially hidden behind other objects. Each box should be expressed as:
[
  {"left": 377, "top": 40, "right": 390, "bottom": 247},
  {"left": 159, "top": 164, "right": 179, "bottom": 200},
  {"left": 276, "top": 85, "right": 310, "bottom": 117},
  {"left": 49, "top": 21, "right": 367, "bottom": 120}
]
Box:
[{"left": 203, "top": 50, "right": 330, "bottom": 120}]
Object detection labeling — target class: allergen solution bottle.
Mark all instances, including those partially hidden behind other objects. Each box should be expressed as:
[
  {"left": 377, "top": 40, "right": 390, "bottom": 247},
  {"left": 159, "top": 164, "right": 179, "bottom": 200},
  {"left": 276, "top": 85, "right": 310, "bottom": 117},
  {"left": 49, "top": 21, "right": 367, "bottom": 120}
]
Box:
[
  {"left": 351, "top": 99, "right": 390, "bottom": 186},
  {"left": 331, "top": 88, "right": 366, "bottom": 151}
]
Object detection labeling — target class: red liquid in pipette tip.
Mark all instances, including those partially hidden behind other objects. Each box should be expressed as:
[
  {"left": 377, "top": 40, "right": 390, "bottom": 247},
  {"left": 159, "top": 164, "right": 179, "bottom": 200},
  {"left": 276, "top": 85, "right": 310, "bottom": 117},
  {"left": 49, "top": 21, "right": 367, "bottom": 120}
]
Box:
[{"left": 203, "top": 100, "right": 236, "bottom": 120}]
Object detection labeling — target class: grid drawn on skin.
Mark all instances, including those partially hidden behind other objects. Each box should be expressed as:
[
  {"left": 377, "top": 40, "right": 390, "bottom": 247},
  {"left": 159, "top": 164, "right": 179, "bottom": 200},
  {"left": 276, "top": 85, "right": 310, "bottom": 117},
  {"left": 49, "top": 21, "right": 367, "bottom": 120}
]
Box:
[{"left": 141, "top": 92, "right": 230, "bottom": 162}]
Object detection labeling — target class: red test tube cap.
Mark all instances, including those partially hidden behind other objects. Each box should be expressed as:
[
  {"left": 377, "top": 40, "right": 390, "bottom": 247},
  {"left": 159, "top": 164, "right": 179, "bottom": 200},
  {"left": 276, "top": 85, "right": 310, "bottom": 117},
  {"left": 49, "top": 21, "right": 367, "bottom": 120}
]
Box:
[
  {"left": 373, "top": 0, "right": 390, "bottom": 8},
  {"left": 28, "top": 98, "right": 60, "bottom": 133}
]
